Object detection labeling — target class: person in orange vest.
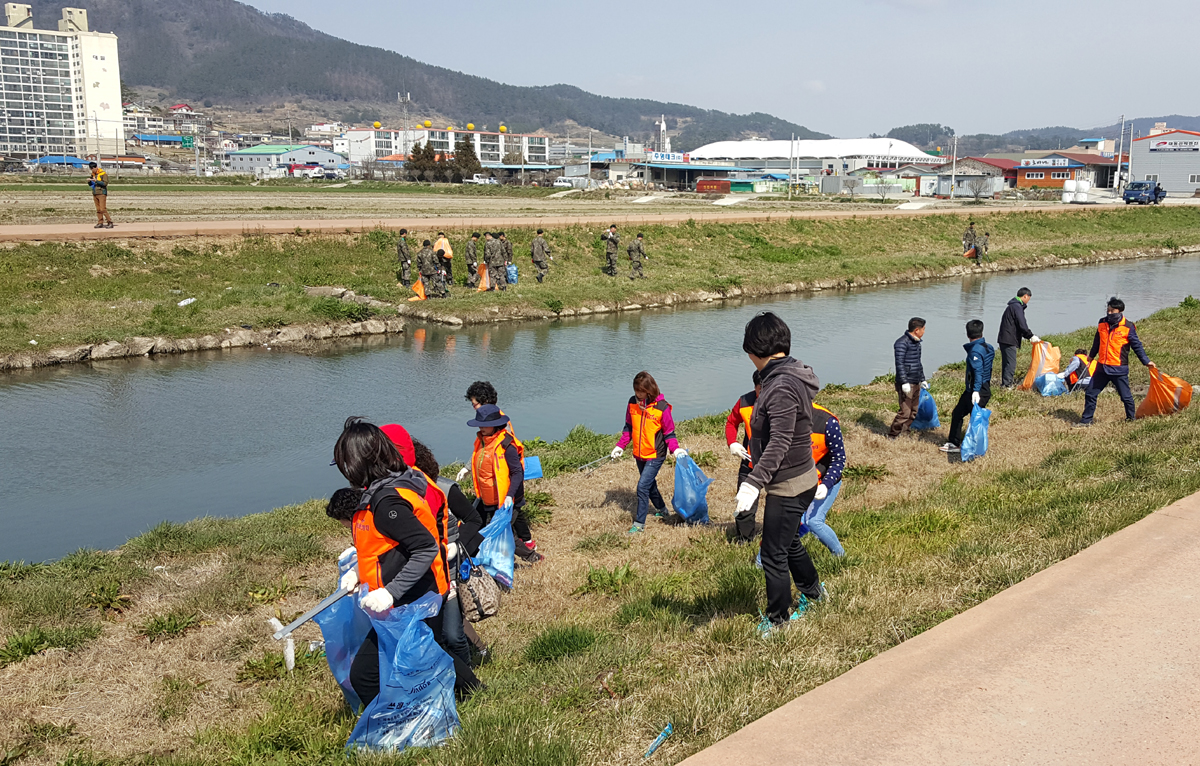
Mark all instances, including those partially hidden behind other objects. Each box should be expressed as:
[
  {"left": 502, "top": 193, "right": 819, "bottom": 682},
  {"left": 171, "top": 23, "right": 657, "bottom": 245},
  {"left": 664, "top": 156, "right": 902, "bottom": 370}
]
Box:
[
  {"left": 726, "top": 369, "right": 762, "bottom": 543},
  {"left": 434, "top": 231, "right": 454, "bottom": 284},
  {"left": 1078, "top": 297, "right": 1156, "bottom": 426},
  {"left": 327, "top": 417, "right": 479, "bottom": 704},
  {"left": 469, "top": 404, "right": 543, "bottom": 563},
  {"left": 1058, "top": 347, "right": 1097, "bottom": 392},
  {"left": 610, "top": 371, "right": 688, "bottom": 533}
]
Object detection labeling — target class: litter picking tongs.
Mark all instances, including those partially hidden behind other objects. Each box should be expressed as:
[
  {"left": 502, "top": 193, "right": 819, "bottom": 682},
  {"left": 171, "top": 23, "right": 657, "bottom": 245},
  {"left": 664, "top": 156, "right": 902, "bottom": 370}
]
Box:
[
  {"left": 578, "top": 455, "right": 615, "bottom": 475},
  {"left": 271, "top": 549, "right": 358, "bottom": 641}
]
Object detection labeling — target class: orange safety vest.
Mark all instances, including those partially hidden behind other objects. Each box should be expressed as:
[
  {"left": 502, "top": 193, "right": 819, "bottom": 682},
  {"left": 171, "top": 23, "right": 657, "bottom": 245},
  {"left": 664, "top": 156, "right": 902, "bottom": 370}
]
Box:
[
  {"left": 811, "top": 404, "right": 838, "bottom": 478},
  {"left": 1096, "top": 317, "right": 1130, "bottom": 367},
  {"left": 1068, "top": 353, "right": 1097, "bottom": 386},
  {"left": 629, "top": 397, "right": 670, "bottom": 461},
  {"left": 472, "top": 431, "right": 524, "bottom": 507},
  {"left": 353, "top": 484, "right": 449, "bottom": 596},
  {"left": 418, "top": 469, "right": 452, "bottom": 584},
  {"left": 734, "top": 391, "right": 756, "bottom": 467}
]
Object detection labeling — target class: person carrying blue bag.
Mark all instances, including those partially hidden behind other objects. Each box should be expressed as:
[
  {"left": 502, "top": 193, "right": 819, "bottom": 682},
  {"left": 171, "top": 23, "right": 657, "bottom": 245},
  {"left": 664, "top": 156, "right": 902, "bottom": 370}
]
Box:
[
  {"left": 889, "top": 317, "right": 927, "bottom": 440},
  {"left": 469, "top": 403, "right": 543, "bottom": 566},
  {"left": 609, "top": 371, "right": 689, "bottom": 533},
  {"left": 910, "top": 388, "right": 940, "bottom": 430},
  {"left": 672, "top": 454, "right": 713, "bottom": 524},
  {"left": 328, "top": 417, "right": 480, "bottom": 706},
  {"left": 942, "top": 320, "right": 995, "bottom": 454}
]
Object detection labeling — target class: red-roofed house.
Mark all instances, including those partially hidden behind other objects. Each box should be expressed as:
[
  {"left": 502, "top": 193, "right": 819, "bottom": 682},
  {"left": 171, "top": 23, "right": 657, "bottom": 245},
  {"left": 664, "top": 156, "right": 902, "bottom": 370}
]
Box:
[
  {"left": 169, "top": 103, "right": 196, "bottom": 114},
  {"left": 1015, "top": 152, "right": 1117, "bottom": 189}
]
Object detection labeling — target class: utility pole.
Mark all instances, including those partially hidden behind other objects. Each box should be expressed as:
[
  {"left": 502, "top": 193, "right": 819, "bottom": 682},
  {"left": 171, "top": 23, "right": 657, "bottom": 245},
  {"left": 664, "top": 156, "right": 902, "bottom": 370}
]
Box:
[
  {"left": 949, "top": 134, "right": 958, "bottom": 200},
  {"left": 788, "top": 133, "right": 794, "bottom": 200},
  {"left": 1114, "top": 114, "right": 1126, "bottom": 192},
  {"left": 397, "top": 92, "right": 411, "bottom": 157},
  {"left": 1127, "top": 128, "right": 1138, "bottom": 187}
]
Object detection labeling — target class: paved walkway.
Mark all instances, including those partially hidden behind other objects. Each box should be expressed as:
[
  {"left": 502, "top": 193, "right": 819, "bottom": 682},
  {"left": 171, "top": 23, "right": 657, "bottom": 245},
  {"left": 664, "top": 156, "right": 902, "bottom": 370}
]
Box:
[
  {"left": 680, "top": 491, "right": 1200, "bottom": 766},
  {"left": 0, "top": 203, "right": 1079, "bottom": 242}
]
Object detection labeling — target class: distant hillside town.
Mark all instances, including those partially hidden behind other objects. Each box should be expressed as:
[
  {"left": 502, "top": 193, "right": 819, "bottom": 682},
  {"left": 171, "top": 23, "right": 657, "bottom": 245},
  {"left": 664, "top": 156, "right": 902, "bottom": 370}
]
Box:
[{"left": 1, "top": 3, "right": 1198, "bottom": 196}]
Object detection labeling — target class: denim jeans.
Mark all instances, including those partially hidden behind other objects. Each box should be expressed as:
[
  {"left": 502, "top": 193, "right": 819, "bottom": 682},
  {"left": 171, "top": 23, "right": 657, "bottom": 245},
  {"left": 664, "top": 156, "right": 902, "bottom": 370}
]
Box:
[
  {"left": 802, "top": 481, "right": 845, "bottom": 557},
  {"left": 634, "top": 457, "right": 666, "bottom": 525}
]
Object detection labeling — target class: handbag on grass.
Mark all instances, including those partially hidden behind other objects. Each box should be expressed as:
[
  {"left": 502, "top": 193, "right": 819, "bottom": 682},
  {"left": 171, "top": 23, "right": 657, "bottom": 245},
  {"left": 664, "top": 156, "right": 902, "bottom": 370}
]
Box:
[{"left": 459, "top": 553, "right": 501, "bottom": 623}]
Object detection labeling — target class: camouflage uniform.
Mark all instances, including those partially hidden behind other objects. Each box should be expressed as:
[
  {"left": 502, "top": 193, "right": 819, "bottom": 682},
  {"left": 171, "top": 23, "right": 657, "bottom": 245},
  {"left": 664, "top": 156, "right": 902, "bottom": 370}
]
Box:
[
  {"left": 397, "top": 236, "right": 411, "bottom": 285},
  {"left": 417, "top": 245, "right": 445, "bottom": 298},
  {"left": 484, "top": 236, "right": 507, "bottom": 290},
  {"left": 603, "top": 230, "right": 620, "bottom": 276},
  {"left": 627, "top": 237, "right": 646, "bottom": 279},
  {"left": 501, "top": 235, "right": 514, "bottom": 264},
  {"left": 962, "top": 226, "right": 976, "bottom": 255},
  {"left": 465, "top": 237, "right": 480, "bottom": 287},
  {"left": 530, "top": 235, "right": 551, "bottom": 283}
]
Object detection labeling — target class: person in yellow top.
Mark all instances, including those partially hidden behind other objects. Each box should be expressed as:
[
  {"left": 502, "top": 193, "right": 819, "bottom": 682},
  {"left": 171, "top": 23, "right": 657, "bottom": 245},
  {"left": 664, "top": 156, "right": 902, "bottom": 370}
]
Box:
[
  {"left": 87, "top": 162, "right": 113, "bottom": 229},
  {"left": 434, "top": 231, "right": 454, "bottom": 284},
  {"left": 468, "top": 404, "right": 542, "bottom": 563}
]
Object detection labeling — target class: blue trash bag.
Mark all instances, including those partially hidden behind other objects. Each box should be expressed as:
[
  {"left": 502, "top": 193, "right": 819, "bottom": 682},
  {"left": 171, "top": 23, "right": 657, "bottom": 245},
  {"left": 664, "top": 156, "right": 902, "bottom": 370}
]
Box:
[
  {"left": 1035, "top": 373, "right": 1067, "bottom": 397},
  {"left": 476, "top": 501, "right": 515, "bottom": 588},
  {"left": 346, "top": 592, "right": 460, "bottom": 752},
  {"left": 314, "top": 554, "right": 372, "bottom": 710},
  {"left": 506, "top": 263, "right": 519, "bottom": 285},
  {"left": 911, "top": 388, "right": 941, "bottom": 430},
  {"left": 672, "top": 454, "right": 714, "bottom": 524},
  {"left": 960, "top": 404, "right": 991, "bottom": 462},
  {"left": 523, "top": 455, "right": 543, "bottom": 480}
]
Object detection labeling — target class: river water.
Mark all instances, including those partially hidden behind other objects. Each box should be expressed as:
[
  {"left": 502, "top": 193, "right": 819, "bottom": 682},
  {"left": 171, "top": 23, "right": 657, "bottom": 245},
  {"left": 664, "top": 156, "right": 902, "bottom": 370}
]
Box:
[{"left": 3, "top": 256, "right": 1198, "bottom": 562}]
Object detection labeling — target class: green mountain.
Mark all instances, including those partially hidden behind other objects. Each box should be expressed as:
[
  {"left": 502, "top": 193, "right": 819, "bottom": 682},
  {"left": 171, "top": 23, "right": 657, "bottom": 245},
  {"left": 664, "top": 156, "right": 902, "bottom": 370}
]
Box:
[{"left": 40, "top": 0, "right": 827, "bottom": 150}]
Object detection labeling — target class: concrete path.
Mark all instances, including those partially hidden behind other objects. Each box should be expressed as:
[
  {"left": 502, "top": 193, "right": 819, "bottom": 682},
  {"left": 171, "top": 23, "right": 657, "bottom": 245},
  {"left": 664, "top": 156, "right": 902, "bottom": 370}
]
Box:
[
  {"left": 680, "top": 492, "right": 1200, "bottom": 766},
  {"left": 0, "top": 203, "right": 1085, "bottom": 242}
]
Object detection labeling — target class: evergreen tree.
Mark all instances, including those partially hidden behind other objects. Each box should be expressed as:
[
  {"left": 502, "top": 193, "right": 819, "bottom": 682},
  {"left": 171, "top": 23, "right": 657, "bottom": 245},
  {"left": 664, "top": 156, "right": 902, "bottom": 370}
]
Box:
[{"left": 452, "top": 135, "right": 481, "bottom": 181}]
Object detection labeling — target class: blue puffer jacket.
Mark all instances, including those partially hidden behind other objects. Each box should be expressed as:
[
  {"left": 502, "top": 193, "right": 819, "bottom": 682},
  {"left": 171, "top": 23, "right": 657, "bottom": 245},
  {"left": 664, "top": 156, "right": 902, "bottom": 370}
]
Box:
[
  {"left": 964, "top": 337, "right": 995, "bottom": 392},
  {"left": 894, "top": 332, "right": 924, "bottom": 386}
]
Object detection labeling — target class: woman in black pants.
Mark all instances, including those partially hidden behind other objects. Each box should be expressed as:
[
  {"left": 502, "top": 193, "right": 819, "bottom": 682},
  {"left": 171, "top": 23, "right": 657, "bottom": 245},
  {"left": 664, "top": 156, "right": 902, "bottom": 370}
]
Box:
[
  {"left": 734, "top": 313, "right": 825, "bottom": 638},
  {"left": 329, "top": 417, "right": 479, "bottom": 705}
]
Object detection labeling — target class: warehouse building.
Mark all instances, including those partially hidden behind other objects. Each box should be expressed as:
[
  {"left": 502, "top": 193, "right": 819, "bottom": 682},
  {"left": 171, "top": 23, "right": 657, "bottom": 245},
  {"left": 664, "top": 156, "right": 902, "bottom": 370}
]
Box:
[
  {"left": 1014, "top": 153, "right": 1117, "bottom": 189},
  {"left": 687, "top": 137, "right": 942, "bottom": 176},
  {"left": 1129, "top": 129, "right": 1200, "bottom": 194},
  {"left": 229, "top": 144, "right": 344, "bottom": 173}
]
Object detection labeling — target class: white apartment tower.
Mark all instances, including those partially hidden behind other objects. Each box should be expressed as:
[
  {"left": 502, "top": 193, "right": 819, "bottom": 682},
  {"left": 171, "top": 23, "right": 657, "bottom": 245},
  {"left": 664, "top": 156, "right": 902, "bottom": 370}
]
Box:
[{"left": 0, "top": 3, "right": 123, "bottom": 160}]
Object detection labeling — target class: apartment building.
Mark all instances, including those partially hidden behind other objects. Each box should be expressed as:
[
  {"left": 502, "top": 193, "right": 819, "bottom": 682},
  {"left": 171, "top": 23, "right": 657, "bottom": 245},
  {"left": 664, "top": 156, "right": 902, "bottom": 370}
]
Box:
[
  {"left": 342, "top": 125, "right": 549, "bottom": 166},
  {"left": 0, "top": 3, "right": 123, "bottom": 160}
]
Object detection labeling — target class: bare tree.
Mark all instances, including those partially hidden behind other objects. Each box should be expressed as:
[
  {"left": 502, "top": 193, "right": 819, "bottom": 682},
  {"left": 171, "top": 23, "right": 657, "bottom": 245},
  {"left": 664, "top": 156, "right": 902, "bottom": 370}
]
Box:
[
  {"left": 967, "top": 176, "right": 991, "bottom": 202},
  {"left": 876, "top": 175, "right": 892, "bottom": 201},
  {"left": 843, "top": 177, "right": 860, "bottom": 198}
]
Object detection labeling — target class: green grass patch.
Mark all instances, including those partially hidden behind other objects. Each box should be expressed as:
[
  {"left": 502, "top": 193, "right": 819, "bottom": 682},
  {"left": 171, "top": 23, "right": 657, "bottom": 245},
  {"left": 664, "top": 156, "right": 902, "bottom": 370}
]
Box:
[
  {"left": 138, "top": 611, "right": 199, "bottom": 643},
  {"left": 574, "top": 563, "right": 636, "bottom": 596},
  {"left": 573, "top": 531, "right": 630, "bottom": 553},
  {"left": 524, "top": 625, "right": 599, "bottom": 663},
  {"left": 0, "top": 624, "right": 100, "bottom": 667}
]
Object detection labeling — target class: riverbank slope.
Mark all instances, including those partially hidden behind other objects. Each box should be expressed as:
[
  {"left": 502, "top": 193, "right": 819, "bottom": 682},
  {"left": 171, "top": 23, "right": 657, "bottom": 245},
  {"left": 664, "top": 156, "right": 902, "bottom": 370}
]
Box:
[
  {"left": 2, "top": 207, "right": 1198, "bottom": 361},
  {"left": 2, "top": 298, "right": 1198, "bottom": 765}
]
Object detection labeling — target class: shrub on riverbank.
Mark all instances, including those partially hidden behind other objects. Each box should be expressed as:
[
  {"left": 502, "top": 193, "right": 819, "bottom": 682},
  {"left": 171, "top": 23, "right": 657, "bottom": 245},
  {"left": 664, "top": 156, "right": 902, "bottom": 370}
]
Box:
[
  {"left": 1, "top": 299, "right": 1198, "bottom": 764},
  {"left": 2, "top": 208, "right": 1198, "bottom": 356}
]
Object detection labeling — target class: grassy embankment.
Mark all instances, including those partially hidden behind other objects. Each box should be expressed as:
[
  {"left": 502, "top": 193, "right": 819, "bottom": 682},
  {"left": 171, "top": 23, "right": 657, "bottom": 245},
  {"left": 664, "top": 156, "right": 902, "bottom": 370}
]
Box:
[
  {"left": 3, "top": 298, "right": 1199, "bottom": 765},
  {"left": 2, "top": 207, "right": 1198, "bottom": 357}
]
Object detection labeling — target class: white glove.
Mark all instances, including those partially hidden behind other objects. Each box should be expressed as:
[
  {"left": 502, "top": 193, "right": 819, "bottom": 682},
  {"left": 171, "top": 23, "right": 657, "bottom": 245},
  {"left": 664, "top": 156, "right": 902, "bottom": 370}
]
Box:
[
  {"left": 1057, "top": 372, "right": 1068, "bottom": 380},
  {"left": 610, "top": 446, "right": 624, "bottom": 459},
  {"left": 920, "top": 381, "right": 930, "bottom": 390},
  {"left": 338, "top": 546, "right": 356, "bottom": 563},
  {"left": 1030, "top": 336, "right": 1041, "bottom": 344},
  {"left": 901, "top": 383, "right": 913, "bottom": 395},
  {"left": 360, "top": 588, "right": 393, "bottom": 614},
  {"left": 455, "top": 466, "right": 469, "bottom": 482},
  {"left": 338, "top": 569, "right": 358, "bottom": 593},
  {"left": 735, "top": 483, "right": 760, "bottom": 513},
  {"left": 971, "top": 391, "right": 980, "bottom": 405},
  {"left": 502, "top": 496, "right": 514, "bottom": 513},
  {"left": 729, "top": 443, "right": 750, "bottom": 460},
  {"left": 814, "top": 483, "right": 828, "bottom": 501},
  {"left": 673, "top": 448, "right": 688, "bottom": 460},
  {"left": 445, "top": 542, "right": 458, "bottom": 561}
]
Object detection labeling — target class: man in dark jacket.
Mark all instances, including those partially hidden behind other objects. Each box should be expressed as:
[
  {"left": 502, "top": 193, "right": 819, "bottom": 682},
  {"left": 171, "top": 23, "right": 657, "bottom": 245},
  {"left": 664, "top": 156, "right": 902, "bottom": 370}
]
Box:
[
  {"left": 888, "top": 317, "right": 927, "bottom": 440},
  {"left": 1078, "top": 297, "right": 1156, "bottom": 425},
  {"left": 735, "top": 311, "right": 824, "bottom": 636},
  {"left": 941, "top": 320, "right": 995, "bottom": 453},
  {"left": 997, "top": 288, "right": 1041, "bottom": 387}
]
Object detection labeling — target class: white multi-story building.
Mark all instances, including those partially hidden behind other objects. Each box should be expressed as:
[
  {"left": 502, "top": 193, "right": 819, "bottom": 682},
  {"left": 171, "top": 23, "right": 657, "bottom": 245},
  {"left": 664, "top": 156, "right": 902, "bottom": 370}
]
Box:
[
  {"left": 122, "top": 102, "right": 164, "bottom": 135},
  {"left": 342, "top": 125, "right": 550, "bottom": 166},
  {"left": 0, "top": 4, "right": 123, "bottom": 160}
]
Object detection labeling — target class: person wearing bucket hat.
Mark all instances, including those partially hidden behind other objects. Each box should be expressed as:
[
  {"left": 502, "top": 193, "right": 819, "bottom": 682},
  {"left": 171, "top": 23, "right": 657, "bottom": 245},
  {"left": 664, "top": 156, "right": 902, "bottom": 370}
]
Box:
[{"left": 469, "top": 404, "right": 543, "bottom": 563}]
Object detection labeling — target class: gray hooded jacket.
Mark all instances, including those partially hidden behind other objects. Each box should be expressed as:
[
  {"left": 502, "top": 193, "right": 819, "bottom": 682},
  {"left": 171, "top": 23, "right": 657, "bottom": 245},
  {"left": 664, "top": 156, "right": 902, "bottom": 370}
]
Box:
[{"left": 746, "top": 356, "right": 821, "bottom": 495}]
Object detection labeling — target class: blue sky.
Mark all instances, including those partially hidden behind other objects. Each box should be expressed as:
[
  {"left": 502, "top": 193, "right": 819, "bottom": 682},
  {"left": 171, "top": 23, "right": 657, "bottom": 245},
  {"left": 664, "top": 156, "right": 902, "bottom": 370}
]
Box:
[{"left": 244, "top": 0, "right": 1197, "bottom": 137}]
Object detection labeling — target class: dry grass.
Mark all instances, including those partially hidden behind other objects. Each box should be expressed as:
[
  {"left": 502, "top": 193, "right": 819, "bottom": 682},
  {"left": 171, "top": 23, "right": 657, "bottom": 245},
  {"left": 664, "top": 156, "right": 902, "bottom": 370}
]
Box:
[{"left": 2, "top": 299, "right": 1199, "bottom": 765}]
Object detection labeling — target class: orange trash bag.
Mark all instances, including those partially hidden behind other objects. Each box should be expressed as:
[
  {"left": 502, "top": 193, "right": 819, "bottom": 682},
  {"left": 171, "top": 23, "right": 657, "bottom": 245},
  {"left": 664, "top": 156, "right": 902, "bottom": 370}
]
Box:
[
  {"left": 1136, "top": 368, "right": 1193, "bottom": 419},
  {"left": 476, "top": 266, "right": 491, "bottom": 292},
  {"left": 1020, "top": 341, "right": 1061, "bottom": 390},
  {"left": 408, "top": 278, "right": 427, "bottom": 302}
]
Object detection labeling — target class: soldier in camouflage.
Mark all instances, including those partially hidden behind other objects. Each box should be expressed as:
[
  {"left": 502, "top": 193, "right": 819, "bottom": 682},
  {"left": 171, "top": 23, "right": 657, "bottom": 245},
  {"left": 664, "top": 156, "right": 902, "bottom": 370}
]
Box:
[
  {"left": 603, "top": 225, "right": 619, "bottom": 276},
  {"left": 416, "top": 239, "right": 446, "bottom": 298},
  {"left": 396, "top": 228, "right": 411, "bottom": 286},
  {"left": 484, "top": 232, "right": 507, "bottom": 291},
  {"left": 530, "top": 228, "right": 552, "bottom": 283},
  {"left": 465, "top": 232, "right": 481, "bottom": 287},
  {"left": 499, "top": 232, "right": 514, "bottom": 265},
  {"left": 627, "top": 232, "right": 647, "bottom": 279},
  {"left": 962, "top": 222, "right": 977, "bottom": 256}
]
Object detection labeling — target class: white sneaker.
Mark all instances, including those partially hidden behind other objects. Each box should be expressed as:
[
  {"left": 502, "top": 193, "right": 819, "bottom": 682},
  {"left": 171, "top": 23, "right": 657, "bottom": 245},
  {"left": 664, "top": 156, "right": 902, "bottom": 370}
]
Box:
[{"left": 939, "top": 442, "right": 960, "bottom": 453}]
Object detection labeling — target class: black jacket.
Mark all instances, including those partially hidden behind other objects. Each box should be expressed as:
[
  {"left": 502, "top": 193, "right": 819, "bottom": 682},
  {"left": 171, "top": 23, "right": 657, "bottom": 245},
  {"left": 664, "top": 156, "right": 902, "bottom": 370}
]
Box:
[
  {"left": 746, "top": 356, "right": 820, "bottom": 490},
  {"left": 997, "top": 297, "right": 1034, "bottom": 348},
  {"left": 893, "top": 332, "right": 924, "bottom": 386},
  {"left": 358, "top": 469, "right": 440, "bottom": 606}
]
